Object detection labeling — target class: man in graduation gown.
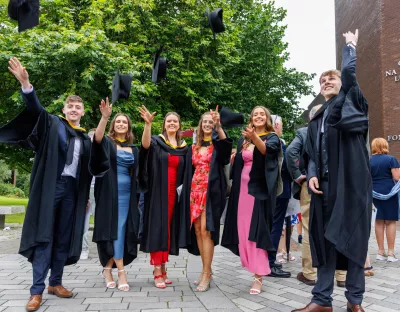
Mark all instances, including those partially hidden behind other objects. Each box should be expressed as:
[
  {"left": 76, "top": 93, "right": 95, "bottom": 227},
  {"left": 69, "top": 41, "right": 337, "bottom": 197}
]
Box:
[
  {"left": 293, "top": 30, "right": 371, "bottom": 312},
  {"left": 0, "top": 58, "right": 92, "bottom": 312}
]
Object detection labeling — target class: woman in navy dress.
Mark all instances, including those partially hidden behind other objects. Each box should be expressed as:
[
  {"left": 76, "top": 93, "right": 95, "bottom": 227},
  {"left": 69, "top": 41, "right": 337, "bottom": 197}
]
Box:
[
  {"left": 370, "top": 138, "right": 400, "bottom": 262},
  {"left": 91, "top": 98, "right": 140, "bottom": 291}
]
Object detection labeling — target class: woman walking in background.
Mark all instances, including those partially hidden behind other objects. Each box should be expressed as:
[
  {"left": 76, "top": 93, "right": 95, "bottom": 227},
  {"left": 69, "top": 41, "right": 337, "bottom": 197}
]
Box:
[
  {"left": 139, "top": 107, "right": 189, "bottom": 289},
  {"left": 90, "top": 99, "right": 140, "bottom": 291},
  {"left": 180, "top": 107, "right": 233, "bottom": 292},
  {"left": 222, "top": 106, "right": 281, "bottom": 295},
  {"left": 370, "top": 138, "right": 400, "bottom": 262}
]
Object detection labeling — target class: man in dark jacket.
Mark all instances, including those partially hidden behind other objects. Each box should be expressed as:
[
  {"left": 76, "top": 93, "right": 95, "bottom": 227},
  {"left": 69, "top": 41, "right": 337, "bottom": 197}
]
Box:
[
  {"left": 286, "top": 105, "right": 346, "bottom": 288},
  {"left": 267, "top": 115, "right": 291, "bottom": 278},
  {"left": 292, "top": 29, "right": 371, "bottom": 312},
  {"left": 1, "top": 58, "right": 92, "bottom": 312}
]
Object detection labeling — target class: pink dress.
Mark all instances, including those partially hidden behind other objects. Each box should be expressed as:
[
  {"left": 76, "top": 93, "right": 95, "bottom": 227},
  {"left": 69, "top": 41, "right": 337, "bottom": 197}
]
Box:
[{"left": 237, "top": 149, "right": 271, "bottom": 275}]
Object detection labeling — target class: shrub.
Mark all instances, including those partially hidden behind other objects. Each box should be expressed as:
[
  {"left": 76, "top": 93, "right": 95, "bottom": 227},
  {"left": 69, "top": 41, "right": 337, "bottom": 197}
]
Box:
[{"left": 0, "top": 183, "right": 26, "bottom": 198}]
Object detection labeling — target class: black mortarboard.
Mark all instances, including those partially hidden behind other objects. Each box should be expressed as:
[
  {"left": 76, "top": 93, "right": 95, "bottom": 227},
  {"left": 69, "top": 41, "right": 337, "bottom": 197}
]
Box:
[
  {"left": 8, "top": 0, "right": 40, "bottom": 32},
  {"left": 220, "top": 107, "right": 245, "bottom": 128},
  {"left": 112, "top": 70, "right": 133, "bottom": 104},
  {"left": 152, "top": 47, "right": 166, "bottom": 84},
  {"left": 206, "top": 7, "right": 225, "bottom": 39}
]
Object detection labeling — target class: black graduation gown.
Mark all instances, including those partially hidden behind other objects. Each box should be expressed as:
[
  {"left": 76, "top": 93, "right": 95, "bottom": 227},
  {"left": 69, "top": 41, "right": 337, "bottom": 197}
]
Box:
[
  {"left": 221, "top": 133, "right": 281, "bottom": 256},
  {"left": 90, "top": 136, "right": 140, "bottom": 267},
  {"left": 139, "top": 135, "right": 189, "bottom": 255},
  {"left": 305, "top": 45, "right": 372, "bottom": 269},
  {"left": 180, "top": 131, "right": 233, "bottom": 255},
  {"left": 0, "top": 90, "right": 91, "bottom": 265}
]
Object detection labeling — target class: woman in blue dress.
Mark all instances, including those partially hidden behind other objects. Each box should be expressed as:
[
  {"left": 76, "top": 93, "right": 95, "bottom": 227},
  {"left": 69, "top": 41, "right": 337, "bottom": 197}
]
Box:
[
  {"left": 90, "top": 98, "right": 140, "bottom": 291},
  {"left": 370, "top": 138, "right": 400, "bottom": 262}
]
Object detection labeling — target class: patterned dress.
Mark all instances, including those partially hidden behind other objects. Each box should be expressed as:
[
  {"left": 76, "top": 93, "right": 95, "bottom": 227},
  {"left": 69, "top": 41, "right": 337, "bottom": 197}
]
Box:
[{"left": 190, "top": 144, "right": 214, "bottom": 224}]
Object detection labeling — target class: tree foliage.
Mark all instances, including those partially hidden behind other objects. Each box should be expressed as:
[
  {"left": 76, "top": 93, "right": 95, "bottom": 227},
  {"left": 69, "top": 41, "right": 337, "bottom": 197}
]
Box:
[{"left": 0, "top": 0, "right": 314, "bottom": 171}]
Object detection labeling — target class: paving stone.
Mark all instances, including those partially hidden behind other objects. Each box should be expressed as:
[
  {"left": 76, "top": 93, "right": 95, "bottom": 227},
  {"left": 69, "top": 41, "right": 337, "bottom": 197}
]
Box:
[
  {"left": 86, "top": 303, "right": 129, "bottom": 310},
  {"left": 168, "top": 301, "right": 203, "bottom": 308},
  {"left": 231, "top": 298, "right": 266, "bottom": 310}
]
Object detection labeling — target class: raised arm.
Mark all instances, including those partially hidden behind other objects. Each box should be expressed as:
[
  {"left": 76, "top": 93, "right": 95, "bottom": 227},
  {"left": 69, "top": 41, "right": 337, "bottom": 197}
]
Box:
[
  {"left": 94, "top": 98, "right": 112, "bottom": 144},
  {"left": 8, "top": 57, "right": 43, "bottom": 115},
  {"left": 138, "top": 105, "right": 156, "bottom": 149},
  {"left": 341, "top": 29, "right": 358, "bottom": 93}
]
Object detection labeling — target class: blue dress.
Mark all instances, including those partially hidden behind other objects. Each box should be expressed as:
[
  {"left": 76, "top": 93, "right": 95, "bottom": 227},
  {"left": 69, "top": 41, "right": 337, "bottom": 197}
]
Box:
[
  {"left": 113, "top": 150, "right": 134, "bottom": 259},
  {"left": 370, "top": 154, "right": 400, "bottom": 221}
]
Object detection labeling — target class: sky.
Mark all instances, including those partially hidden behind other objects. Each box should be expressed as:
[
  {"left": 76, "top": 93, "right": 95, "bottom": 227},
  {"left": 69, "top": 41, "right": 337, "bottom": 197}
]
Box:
[{"left": 273, "top": 0, "right": 336, "bottom": 109}]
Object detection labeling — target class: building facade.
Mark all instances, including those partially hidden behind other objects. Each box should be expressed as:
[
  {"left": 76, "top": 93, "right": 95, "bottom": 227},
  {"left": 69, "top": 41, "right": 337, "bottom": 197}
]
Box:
[{"left": 336, "top": 0, "right": 400, "bottom": 159}]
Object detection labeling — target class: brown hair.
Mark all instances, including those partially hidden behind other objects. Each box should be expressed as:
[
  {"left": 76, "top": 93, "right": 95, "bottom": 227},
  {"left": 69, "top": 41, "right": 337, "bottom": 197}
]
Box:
[
  {"left": 195, "top": 112, "right": 212, "bottom": 150},
  {"left": 242, "top": 106, "right": 274, "bottom": 150},
  {"left": 371, "top": 138, "right": 389, "bottom": 155},
  {"left": 162, "top": 112, "right": 182, "bottom": 146},
  {"left": 65, "top": 95, "right": 84, "bottom": 106},
  {"left": 319, "top": 70, "right": 341, "bottom": 84},
  {"left": 107, "top": 113, "right": 135, "bottom": 144}
]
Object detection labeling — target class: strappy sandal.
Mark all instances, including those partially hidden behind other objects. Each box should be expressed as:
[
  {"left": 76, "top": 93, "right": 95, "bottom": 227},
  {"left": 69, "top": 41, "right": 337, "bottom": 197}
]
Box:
[
  {"left": 283, "top": 252, "right": 296, "bottom": 261},
  {"left": 193, "top": 272, "right": 203, "bottom": 286},
  {"left": 153, "top": 266, "right": 166, "bottom": 289},
  {"left": 102, "top": 268, "right": 116, "bottom": 289},
  {"left": 162, "top": 271, "right": 172, "bottom": 285},
  {"left": 196, "top": 272, "right": 212, "bottom": 292},
  {"left": 250, "top": 276, "right": 262, "bottom": 295},
  {"left": 276, "top": 253, "right": 286, "bottom": 264},
  {"left": 117, "top": 269, "right": 130, "bottom": 291},
  {"left": 364, "top": 266, "right": 374, "bottom": 276}
]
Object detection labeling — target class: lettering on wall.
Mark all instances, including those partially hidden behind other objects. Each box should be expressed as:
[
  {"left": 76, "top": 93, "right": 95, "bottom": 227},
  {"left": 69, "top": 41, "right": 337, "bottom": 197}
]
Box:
[
  {"left": 385, "top": 61, "right": 400, "bottom": 82},
  {"left": 388, "top": 135, "right": 400, "bottom": 142}
]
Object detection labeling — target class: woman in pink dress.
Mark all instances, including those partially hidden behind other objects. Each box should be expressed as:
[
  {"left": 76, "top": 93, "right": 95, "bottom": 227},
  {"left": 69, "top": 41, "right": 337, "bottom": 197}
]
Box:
[
  {"left": 222, "top": 106, "right": 281, "bottom": 295},
  {"left": 180, "top": 107, "right": 232, "bottom": 292}
]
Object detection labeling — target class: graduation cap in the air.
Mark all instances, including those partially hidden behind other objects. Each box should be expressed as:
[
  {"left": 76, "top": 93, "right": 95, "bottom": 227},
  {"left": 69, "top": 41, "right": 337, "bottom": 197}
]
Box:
[
  {"left": 206, "top": 7, "right": 225, "bottom": 39},
  {"left": 8, "top": 0, "right": 40, "bottom": 32},
  {"left": 220, "top": 107, "right": 245, "bottom": 128},
  {"left": 112, "top": 70, "right": 133, "bottom": 104},
  {"left": 152, "top": 47, "right": 167, "bottom": 84}
]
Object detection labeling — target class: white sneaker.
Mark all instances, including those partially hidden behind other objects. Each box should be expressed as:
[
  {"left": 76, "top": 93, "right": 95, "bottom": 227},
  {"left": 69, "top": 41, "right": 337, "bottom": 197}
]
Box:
[
  {"left": 80, "top": 250, "right": 89, "bottom": 260},
  {"left": 387, "top": 255, "right": 399, "bottom": 262},
  {"left": 376, "top": 254, "right": 388, "bottom": 261}
]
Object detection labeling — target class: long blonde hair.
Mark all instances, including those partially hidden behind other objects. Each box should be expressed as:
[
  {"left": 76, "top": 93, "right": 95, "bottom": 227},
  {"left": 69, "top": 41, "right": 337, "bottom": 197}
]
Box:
[
  {"left": 161, "top": 112, "right": 182, "bottom": 146},
  {"left": 195, "top": 112, "right": 212, "bottom": 151},
  {"left": 242, "top": 106, "right": 274, "bottom": 150}
]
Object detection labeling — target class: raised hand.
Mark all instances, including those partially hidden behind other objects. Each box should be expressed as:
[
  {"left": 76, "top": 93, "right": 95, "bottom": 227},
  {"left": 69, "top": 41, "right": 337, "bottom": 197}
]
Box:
[
  {"left": 343, "top": 29, "right": 358, "bottom": 46},
  {"left": 210, "top": 105, "right": 220, "bottom": 127},
  {"left": 8, "top": 57, "right": 30, "bottom": 89},
  {"left": 241, "top": 126, "right": 256, "bottom": 141},
  {"left": 138, "top": 105, "right": 156, "bottom": 124},
  {"left": 99, "top": 97, "right": 112, "bottom": 119}
]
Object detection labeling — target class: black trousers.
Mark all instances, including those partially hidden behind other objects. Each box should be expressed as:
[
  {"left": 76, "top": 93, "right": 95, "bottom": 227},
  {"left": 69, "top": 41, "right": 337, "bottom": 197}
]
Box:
[
  {"left": 268, "top": 197, "right": 290, "bottom": 266},
  {"left": 311, "top": 180, "right": 365, "bottom": 306},
  {"left": 30, "top": 176, "right": 77, "bottom": 295}
]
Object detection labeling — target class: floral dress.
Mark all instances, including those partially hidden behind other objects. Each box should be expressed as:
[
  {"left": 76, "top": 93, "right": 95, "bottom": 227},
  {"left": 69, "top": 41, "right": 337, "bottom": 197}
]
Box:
[{"left": 190, "top": 144, "right": 214, "bottom": 224}]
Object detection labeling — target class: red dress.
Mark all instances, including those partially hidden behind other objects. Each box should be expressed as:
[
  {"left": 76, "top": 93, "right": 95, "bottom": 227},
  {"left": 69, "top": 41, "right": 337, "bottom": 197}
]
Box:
[
  {"left": 150, "top": 154, "right": 179, "bottom": 265},
  {"left": 190, "top": 145, "right": 214, "bottom": 224}
]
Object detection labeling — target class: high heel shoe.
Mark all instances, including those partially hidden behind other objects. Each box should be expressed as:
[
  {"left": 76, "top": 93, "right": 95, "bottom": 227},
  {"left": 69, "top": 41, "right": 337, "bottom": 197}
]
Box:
[
  {"left": 250, "top": 276, "right": 262, "bottom": 295},
  {"left": 153, "top": 266, "right": 166, "bottom": 289},
  {"left": 102, "top": 268, "right": 116, "bottom": 289},
  {"left": 162, "top": 271, "right": 172, "bottom": 285},
  {"left": 117, "top": 269, "right": 130, "bottom": 291},
  {"left": 193, "top": 272, "right": 204, "bottom": 286},
  {"left": 196, "top": 272, "right": 212, "bottom": 292}
]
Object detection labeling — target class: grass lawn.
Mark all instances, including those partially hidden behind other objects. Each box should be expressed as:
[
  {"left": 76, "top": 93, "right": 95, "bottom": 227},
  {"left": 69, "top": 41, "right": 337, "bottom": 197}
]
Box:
[
  {"left": 0, "top": 196, "right": 94, "bottom": 225},
  {"left": 0, "top": 196, "right": 28, "bottom": 224}
]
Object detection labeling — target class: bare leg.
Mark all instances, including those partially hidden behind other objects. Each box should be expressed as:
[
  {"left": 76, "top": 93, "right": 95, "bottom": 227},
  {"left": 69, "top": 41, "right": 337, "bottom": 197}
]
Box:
[
  {"left": 114, "top": 258, "right": 129, "bottom": 291},
  {"left": 375, "top": 220, "right": 385, "bottom": 254},
  {"left": 385, "top": 220, "right": 397, "bottom": 252},
  {"left": 193, "top": 217, "right": 204, "bottom": 284},
  {"left": 297, "top": 220, "right": 303, "bottom": 236},
  {"left": 197, "top": 211, "right": 214, "bottom": 291},
  {"left": 250, "top": 274, "right": 263, "bottom": 294},
  {"left": 103, "top": 258, "right": 115, "bottom": 286}
]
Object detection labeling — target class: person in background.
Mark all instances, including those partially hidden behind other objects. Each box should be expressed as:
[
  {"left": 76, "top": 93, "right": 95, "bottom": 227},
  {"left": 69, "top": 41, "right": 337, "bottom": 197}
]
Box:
[
  {"left": 80, "top": 129, "right": 96, "bottom": 260},
  {"left": 370, "top": 138, "right": 400, "bottom": 262},
  {"left": 267, "top": 114, "right": 291, "bottom": 278}
]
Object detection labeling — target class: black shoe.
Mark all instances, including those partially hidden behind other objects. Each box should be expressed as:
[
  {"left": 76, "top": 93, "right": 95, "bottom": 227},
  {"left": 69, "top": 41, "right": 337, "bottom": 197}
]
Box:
[
  {"left": 270, "top": 263, "right": 282, "bottom": 269},
  {"left": 268, "top": 266, "right": 291, "bottom": 278},
  {"left": 298, "top": 235, "right": 303, "bottom": 244}
]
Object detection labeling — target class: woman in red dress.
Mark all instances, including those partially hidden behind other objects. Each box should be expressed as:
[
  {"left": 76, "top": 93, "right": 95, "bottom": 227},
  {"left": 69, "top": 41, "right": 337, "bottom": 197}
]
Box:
[
  {"left": 181, "top": 107, "right": 232, "bottom": 292},
  {"left": 139, "top": 107, "right": 189, "bottom": 289}
]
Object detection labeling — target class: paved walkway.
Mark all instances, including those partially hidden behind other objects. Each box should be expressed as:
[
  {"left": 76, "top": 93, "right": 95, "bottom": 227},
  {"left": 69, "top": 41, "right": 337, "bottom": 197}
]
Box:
[{"left": 0, "top": 228, "right": 400, "bottom": 312}]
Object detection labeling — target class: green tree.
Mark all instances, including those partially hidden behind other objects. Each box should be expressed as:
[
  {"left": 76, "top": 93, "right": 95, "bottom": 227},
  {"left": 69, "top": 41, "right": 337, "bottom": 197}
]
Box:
[{"left": 0, "top": 0, "right": 313, "bottom": 171}]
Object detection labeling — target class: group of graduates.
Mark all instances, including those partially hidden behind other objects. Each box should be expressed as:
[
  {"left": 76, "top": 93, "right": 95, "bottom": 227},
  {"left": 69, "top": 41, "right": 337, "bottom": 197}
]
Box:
[{"left": 0, "top": 28, "right": 370, "bottom": 312}]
